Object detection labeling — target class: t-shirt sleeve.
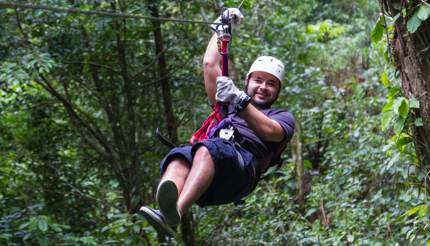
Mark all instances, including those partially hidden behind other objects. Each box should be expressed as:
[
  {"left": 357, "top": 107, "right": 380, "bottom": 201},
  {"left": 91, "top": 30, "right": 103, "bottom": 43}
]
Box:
[{"left": 269, "top": 109, "right": 295, "bottom": 142}]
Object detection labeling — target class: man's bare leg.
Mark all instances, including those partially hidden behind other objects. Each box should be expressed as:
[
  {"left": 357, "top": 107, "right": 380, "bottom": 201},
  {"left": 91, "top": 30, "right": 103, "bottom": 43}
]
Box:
[
  {"left": 177, "top": 146, "right": 215, "bottom": 216},
  {"left": 160, "top": 158, "right": 190, "bottom": 195},
  {"left": 140, "top": 158, "right": 188, "bottom": 236},
  {"left": 141, "top": 146, "right": 215, "bottom": 234},
  {"left": 156, "top": 158, "right": 190, "bottom": 226}
]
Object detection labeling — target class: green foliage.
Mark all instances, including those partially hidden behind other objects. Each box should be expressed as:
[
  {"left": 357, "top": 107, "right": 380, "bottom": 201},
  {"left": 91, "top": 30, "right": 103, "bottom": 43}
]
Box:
[
  {"left": 1, "top": 0, "right": 429, "bottom": 245},
  {"left": 306, "top": 20, "right": 346, "bottom": 42},
  {"left": 0, "top": 204, "right": 99, "bottom": 245},
  {"left": 99, "top": 213, "right": 151, "bottom": 245},
  {"left": 407, "top": 4, "right": 430, "bottom": 33},
  {"left": 371, "top": 15, "right": 385, "bottom": 43}
]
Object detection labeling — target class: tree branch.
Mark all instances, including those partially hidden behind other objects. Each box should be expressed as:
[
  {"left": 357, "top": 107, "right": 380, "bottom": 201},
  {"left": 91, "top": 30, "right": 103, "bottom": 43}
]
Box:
[{"left": 63, "top": 61, "right": 121, "bottom": 75}]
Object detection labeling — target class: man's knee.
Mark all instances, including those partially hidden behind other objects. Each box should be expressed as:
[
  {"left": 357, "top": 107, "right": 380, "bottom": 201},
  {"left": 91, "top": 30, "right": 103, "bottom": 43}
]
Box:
[
  {"left": 166, "top": 157, "right": 190, "bottom": 171},
  {"left": 194, "top": 145, "right": 211, "bottom": 159},
  {"left": 193, "top": 146, "right": 216, "bottom": 168}
]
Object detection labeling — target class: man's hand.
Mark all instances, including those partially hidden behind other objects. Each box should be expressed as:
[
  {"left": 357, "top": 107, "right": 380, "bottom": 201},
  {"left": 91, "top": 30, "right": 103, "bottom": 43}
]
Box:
[
  {"left": 216, "top": 76, "right": 248, "bottom": 106},
  {"left": 210, "top": 8, "right": 244, "bottom": 32}
]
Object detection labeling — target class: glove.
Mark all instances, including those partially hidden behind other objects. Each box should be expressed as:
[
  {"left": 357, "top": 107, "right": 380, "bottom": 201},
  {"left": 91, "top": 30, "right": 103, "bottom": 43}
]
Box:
[
  {"left": 216, "top": 76, "right": 248, "bottom": 106},
  {"left": 210, "top": 8, "right": 244, "bottom": 32}
]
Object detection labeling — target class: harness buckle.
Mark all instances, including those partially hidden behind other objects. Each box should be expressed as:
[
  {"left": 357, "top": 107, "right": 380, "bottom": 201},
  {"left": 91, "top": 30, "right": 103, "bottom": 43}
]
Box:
[{"left": 219, "top": 126, "right": 235, "bottom": 140}]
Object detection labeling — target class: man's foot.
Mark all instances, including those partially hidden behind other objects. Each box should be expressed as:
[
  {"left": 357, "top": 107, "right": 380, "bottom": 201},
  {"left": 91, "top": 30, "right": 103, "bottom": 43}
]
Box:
[
  {"left": 139, "top": 206, "right": 175, "bottom": 238},
  {"left": 156, "top": 180, "right": 181, "bottom": 227}
]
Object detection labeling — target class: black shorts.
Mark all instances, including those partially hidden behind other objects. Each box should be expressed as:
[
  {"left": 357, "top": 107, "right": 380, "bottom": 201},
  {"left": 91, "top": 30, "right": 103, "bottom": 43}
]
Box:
[{"left": 160, "top": 138, "right": 258, "bottom": 206}]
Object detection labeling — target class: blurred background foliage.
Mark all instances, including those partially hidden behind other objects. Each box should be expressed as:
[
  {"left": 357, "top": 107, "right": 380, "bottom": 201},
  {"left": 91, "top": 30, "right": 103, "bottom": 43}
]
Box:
[{"left": 0, "top": 0, "right": 429, "bottom": 245}]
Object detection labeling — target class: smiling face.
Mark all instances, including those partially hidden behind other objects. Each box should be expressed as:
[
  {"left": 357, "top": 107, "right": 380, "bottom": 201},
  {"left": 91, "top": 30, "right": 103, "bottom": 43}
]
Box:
[{"left": 246, "top": 71, "right": 281, "bottom": 109}]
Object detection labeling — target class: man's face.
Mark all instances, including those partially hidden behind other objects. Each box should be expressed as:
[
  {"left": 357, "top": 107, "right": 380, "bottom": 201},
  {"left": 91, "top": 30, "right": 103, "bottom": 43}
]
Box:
[{"left": 246, "top": 71, "right": 281, "bottom": 108}]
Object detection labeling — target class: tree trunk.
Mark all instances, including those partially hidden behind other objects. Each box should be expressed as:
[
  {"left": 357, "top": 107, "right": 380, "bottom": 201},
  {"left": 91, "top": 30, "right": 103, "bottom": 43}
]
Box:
[
  {"left": 110, "top": 1, "right": 142, "bottom": 213},
  {"left": 148, "top": 4, "right": 195, "bottom": 244},
  {"left": 291, "top": 117, "right": 309, "bottom": 207},
  {"left": 382, "top": 1, "right": 430, "bottom": 188},
  {"left": 148, "top": 5, "right": 178, "bottom": 144}
]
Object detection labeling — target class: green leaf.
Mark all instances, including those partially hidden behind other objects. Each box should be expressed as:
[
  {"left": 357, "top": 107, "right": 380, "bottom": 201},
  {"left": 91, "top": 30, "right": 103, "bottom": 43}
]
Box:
[
  {"left": 50, "top": 224, "right": 63, "bottom": 233},
  {"left": 304, "top": 160, "right": 312, "bottom": 169},
  {"left": 80, "top": 236, "right": 97, "bottom": 245},
  {"left": 396, "top": 133, "right": 413, "bottom": 148},
  {"left": 28, "top": 218, "right": 38, "bottom": 231},
  {"left": 381, "top": 111, "right": 394, "bottom": 130},
  {"left": 417, "top": 4, "right": 430, "bottom": 21},
  {"left": 407, "top": 10, "right": 422, "bottom": 33},
  {"left": 409, "top": 98, "right": 420, "bottom": 108},
  {"left": 306, "top": 24, "right": 318, "bottom": 34},
  {"left": 371, "top": 15, "right": 385, "bottom": 43},
  {"left": 393, "top": 97, "right": 409, "bottom": 118},
  {"left": 380, "top": 71, "right": 390, "bottom": 87},
  {"left": 399, "top": 99, "right": 409, "bottom": 118},
  {"left": 382, "top": 100, "right": 394, "bottom": 113},
  {"left": 19, "top": 222, "right": 30, "bottom": 230},
  {"left": 37, "top": 219, "right": 48, "bottom": 232},
  {"left": 323, "top": 126, "right": 335, "bottom": 134},
  {"left": 133, "top": 224, "right": 141, "bottom": 234},
  {"left": 401, "top": 204, "right": 428, "bottom": 218},
  {"left": 393, "top": 117, "right": 406, "bottom": 135},
  {"left": 418, "top": 204, "right": 428, "bottom": 218},
  {"left": 387, "top": 87, "right": 400, "bottom": 99},
  {"left": 415, "top": 117, "right": 424, "bottom": 126}
]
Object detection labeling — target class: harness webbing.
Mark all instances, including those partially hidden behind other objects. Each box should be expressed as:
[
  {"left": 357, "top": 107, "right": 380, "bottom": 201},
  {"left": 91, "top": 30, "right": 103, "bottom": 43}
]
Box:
[
  {"left": 190, "top": 9, "right": 232, "bottom": 144},
  {"left": 189, "top": 103, "right": 222, "bottom": 144}
]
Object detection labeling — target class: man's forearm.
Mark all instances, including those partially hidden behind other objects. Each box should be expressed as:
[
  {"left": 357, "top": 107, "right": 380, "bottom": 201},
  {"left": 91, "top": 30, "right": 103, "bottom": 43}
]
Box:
[{"left": 238, "top": 104, "right": 285, "bottom": 142}]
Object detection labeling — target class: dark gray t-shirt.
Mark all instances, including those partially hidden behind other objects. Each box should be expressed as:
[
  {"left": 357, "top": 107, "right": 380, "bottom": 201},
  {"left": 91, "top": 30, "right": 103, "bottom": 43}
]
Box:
[{"left": 227, "top": 106, "right": 295, "bottom": 173}]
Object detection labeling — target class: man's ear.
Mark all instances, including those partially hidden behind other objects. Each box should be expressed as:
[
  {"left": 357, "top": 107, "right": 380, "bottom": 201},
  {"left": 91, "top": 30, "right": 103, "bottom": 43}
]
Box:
[{"left": 244, "top": 77, "right": 249, "bottom": 92}]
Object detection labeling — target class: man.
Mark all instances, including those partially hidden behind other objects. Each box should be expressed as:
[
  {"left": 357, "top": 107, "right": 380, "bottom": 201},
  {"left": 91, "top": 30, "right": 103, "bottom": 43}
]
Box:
[{"left": 140, "top": 8, "right": 295, "bottom": 237}]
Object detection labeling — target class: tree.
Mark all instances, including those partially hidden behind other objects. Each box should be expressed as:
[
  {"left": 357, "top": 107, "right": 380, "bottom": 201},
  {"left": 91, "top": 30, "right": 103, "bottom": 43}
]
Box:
[{"left": 381, "top": 0, "right": 430, "bottom": 186}]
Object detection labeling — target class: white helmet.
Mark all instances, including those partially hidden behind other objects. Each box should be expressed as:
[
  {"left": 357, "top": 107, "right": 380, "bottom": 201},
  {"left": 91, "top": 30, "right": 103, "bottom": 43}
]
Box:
[{"left": 246, "top": 56, "right": 285, "bottom": 84}]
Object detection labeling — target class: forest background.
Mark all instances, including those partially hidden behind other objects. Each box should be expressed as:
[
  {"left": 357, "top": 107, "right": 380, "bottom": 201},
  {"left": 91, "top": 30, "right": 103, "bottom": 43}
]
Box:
[{"left": 1, "top": 0, "right": 430, "bottom": 245}]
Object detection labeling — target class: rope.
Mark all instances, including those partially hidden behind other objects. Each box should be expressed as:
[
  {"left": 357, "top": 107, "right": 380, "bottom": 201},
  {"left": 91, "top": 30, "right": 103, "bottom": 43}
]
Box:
[{"left": 0, "top": 2, "right": 219, "bottom": 25}]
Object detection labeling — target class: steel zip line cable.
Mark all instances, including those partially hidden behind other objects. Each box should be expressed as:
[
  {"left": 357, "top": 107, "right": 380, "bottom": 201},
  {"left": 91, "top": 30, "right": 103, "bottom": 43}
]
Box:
[
  {"left": 238, "top": 0, "right": 246, "bottom": 9},
  {"left": 0, "top": 2, "right": 220, "bottom": 25}
]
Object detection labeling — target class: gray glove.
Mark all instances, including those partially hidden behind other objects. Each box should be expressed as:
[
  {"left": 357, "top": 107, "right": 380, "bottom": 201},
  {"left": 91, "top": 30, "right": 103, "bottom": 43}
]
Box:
[
  {"left": 216, "top": 76, "right": 248, "bottom": 106},
  {"left": 210, "top": 8, "right": 244, "bottom": 32}
]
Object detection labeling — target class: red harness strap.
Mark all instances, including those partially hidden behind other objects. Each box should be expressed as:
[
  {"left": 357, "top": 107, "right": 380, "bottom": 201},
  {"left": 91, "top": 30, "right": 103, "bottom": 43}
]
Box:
[
  {"left": 189, "top": 103, "right": 222, "bottom": 144},
  {"left": 190, "top": 14, "right": 231, "bottom": 145}
]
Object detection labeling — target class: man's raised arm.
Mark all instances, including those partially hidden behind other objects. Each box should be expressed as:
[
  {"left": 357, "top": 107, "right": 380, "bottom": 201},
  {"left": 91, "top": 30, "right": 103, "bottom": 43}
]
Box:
[
  {"left": 203, "top": 34, "right": 221, "bottom": 106},
  {"left": 203, "top": 8, "right": 243, "bottom": 106}
]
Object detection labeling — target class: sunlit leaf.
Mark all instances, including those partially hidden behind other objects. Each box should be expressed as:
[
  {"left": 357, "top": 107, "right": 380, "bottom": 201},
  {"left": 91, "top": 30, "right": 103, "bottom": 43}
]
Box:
[
  {"left": 415, "top": 118, "right": 424, "bottom": 126},
  {"left": 37, "top": 219, "right": 48, "bottom": 232},
  {"left": 417, "top": 4, "right": 430, "bottom": 21},
  {"left": 380, "top": 71, "right": 390, "bottom": 87},
  {"left": 407, "top": 10, "right": 422, "bottom": 33},
  {"left": 401, "top": 204, "right": 428, "bottom": 218},
  {"left": 393, "top": 97, "right": 409, "bottom": 118},
  {"left": 396, "top": 133, "right": 413, "bottom": 148},
  {"left": 409, "top": 97, "right": 420, "bottom": 108},
  {"left": 371, "top": 15, "right": 385, "bottom": 43},
  {"left": 387, "top": 87, "right": 401, "bottom": 99},
  {"left": 393, "top": 117, "right": 407, "bottom": 135},
  {"left": 303, "top": 160, "right": 312, "bottom": 169},
  {"left": 381, "top": 110, "right": 394, "bottom": 130}
]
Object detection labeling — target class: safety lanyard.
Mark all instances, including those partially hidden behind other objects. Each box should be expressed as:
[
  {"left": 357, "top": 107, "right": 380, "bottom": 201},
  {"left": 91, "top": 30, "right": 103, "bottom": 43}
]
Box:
[{"left": 189, "top": 8, "right": 233, "bottom": 144}]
